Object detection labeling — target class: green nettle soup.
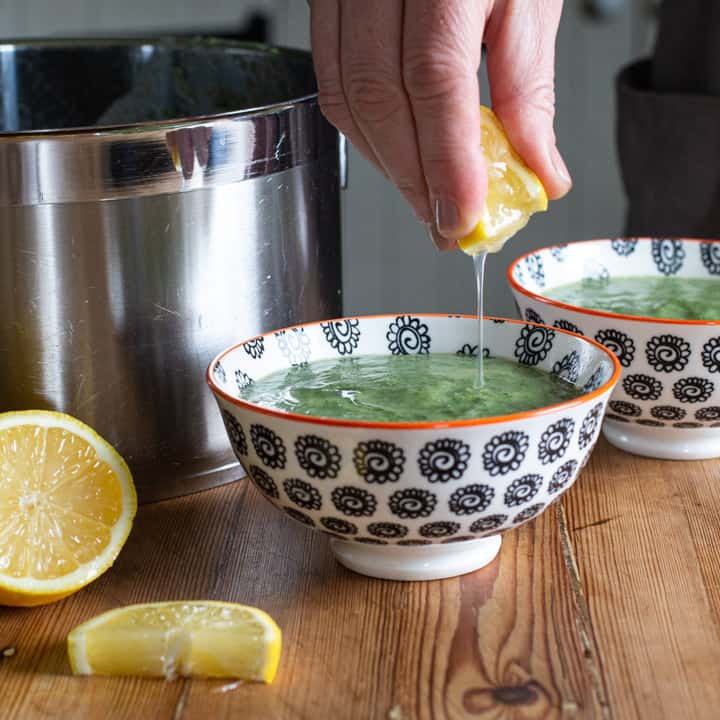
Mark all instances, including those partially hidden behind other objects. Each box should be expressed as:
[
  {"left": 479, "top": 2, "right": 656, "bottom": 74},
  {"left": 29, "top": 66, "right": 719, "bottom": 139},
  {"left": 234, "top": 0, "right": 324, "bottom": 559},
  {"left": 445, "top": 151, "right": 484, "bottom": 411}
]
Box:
[
  {"left": 546, "top": 276, "right": 720, "bottom": 320},
  {"left": 239, "top": 353, "right": 583, "bottom": 422}
]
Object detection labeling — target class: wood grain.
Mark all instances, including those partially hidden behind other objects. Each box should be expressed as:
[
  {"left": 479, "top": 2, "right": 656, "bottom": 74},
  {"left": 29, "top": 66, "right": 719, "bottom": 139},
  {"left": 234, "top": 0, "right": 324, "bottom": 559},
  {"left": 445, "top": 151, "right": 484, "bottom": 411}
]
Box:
[{"left": 1, "top": 438, "right": 718, "bottom": 719}]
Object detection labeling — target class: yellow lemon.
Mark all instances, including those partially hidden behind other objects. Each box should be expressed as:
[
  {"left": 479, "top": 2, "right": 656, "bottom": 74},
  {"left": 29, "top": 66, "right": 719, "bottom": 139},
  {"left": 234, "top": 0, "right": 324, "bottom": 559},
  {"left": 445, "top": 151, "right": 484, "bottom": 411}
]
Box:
[
  {"left": 0, "top": 410, "right": 136, "bottom": 606},
  {"left": 459, "top": 106, "right": 548, "bottom": 255},
  {"left": 68, "top": 601, "right": 282, "bottom": 682}
]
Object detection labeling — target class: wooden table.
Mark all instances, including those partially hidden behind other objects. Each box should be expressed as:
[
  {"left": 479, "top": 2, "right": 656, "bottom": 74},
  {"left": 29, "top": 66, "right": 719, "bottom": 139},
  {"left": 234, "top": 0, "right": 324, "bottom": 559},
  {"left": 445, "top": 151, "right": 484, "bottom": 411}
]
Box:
[{"left": 2, "top": 438, "right": 719, "bottom": 719}]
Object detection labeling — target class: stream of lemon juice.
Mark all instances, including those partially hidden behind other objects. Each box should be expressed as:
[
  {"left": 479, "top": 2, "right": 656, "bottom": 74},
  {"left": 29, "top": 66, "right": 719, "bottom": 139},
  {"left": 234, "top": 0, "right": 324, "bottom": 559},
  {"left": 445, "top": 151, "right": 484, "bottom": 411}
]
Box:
[{"left": 473, "top": 251, "right": 488, "bottom": 387}]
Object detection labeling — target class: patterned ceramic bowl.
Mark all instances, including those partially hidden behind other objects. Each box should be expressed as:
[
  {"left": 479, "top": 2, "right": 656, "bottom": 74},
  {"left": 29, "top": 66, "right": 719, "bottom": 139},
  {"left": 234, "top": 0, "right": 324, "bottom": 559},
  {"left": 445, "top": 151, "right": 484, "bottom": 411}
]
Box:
[
  {"left": 509, "top": 238, "right": 720, "bottom": 460},
  {"left": 207, "top": 314, "right": 620, "bottom": 581}
]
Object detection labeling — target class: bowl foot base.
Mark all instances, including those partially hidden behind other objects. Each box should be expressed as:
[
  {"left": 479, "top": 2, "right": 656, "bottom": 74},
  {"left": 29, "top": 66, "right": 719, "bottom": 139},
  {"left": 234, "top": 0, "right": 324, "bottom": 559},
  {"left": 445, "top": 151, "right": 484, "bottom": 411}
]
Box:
[
  {"left": 603, "top": 420, "right": 720, "bottom": 460},
  {"left": 329, "top": 535, "right": 502, "bottom": 581}
]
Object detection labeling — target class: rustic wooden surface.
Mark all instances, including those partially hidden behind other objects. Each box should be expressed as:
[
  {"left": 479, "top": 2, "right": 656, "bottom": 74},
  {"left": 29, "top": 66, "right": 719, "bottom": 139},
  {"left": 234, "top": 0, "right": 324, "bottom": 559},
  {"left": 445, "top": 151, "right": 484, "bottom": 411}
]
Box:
[{"left": 2, "top": 437, "right": 719, "bottom": 719}]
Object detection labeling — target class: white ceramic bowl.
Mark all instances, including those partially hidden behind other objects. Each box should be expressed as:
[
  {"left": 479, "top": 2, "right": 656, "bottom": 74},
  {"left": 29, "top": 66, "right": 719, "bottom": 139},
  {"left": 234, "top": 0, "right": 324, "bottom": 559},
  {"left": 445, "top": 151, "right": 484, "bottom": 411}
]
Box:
[
  {"left": 509, "top": 238, "right": 720, "bottom": 460},
  {"left": 207, "top": 314, "right": 620, "bottom": 581}
]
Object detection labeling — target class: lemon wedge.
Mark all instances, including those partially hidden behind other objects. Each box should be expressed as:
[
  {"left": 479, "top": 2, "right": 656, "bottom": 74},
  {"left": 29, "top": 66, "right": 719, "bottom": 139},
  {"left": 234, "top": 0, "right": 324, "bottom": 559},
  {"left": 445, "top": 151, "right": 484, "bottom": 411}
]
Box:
[
  {"left": 68, "top": 601, "right": 282, "bottom": 682},
  {"left": 0, "top": 410, "right": 136, "bottom": 607},
  {"left": 459, "top": 106, "right": 548, "bottom": 255}
]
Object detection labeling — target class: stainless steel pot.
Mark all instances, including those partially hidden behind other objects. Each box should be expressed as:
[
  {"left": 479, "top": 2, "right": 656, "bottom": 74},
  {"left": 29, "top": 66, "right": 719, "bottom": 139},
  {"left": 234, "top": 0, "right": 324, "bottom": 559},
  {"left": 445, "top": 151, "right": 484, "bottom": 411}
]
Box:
[{"left": 0, "top": 39, "right": 342, "bottom": 502}]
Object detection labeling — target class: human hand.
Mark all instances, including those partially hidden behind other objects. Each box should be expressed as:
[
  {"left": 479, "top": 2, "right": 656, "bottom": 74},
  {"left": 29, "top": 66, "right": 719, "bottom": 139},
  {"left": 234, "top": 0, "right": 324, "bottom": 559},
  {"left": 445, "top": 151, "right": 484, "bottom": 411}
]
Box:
[{"left": 309, "top": 0, "right": 570, "bottom": 250}]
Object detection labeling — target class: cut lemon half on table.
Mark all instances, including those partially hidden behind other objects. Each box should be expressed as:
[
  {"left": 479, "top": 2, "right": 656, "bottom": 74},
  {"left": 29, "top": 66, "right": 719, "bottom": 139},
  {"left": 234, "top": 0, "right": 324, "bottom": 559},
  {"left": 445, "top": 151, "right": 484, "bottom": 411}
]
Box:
[
  {"left": 68, "top": 601, "right": 282, "bottom": 682},
  {"left": 458, "top": 106, "right": 548, "bottom": 256},
  {"left": 0, "top": 411, "right": 136, "bottom": 607}
]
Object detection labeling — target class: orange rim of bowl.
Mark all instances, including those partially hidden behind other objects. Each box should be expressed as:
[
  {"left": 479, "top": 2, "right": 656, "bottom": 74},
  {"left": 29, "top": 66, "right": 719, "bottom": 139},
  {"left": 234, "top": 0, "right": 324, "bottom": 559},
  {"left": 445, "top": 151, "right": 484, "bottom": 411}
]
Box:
[
  {"left": 206, "top": 313, "right": 622, "bottom": 430},
  {"left": 507, "top": 237, "right": 720, "bottom": 327}
]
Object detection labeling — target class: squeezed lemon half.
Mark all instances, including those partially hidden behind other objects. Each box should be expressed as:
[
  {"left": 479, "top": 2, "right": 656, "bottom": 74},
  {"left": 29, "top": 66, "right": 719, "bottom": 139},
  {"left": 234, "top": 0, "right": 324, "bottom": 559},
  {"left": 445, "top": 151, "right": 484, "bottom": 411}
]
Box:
[
  {"left": 459, "top": 106, "right": 548, "bottom": 255},
  {"left": 68, "top": 601, "right": 282, "bottom": 682},
  {"left": 0, "top": 410, "right": 136, "bottom": 606}
]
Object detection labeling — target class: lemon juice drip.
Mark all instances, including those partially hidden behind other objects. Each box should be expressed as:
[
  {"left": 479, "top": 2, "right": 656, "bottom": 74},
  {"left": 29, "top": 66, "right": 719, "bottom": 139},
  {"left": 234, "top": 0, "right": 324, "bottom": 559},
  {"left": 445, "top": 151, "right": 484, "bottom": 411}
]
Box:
[{"left": 473, "top": 251, "right": 488, "bottom": 387}]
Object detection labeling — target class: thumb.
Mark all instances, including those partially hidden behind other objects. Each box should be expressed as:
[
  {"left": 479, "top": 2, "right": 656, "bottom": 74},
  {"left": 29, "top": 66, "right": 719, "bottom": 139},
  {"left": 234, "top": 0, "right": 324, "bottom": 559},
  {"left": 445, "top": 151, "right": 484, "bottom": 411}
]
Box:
[{"left": 485, "top": 0, "right": 571, "bottom": 200}]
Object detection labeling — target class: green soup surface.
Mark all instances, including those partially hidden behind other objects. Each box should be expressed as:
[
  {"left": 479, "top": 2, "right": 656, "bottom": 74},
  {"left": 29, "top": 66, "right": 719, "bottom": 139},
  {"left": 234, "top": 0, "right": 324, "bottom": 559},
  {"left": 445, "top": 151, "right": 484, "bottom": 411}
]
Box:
[
  {"left": 546, "top": 275, "right": 720, "bottom": 320},
  {"left": 238, "top": 353, "right": 583, "bottom": 422}
]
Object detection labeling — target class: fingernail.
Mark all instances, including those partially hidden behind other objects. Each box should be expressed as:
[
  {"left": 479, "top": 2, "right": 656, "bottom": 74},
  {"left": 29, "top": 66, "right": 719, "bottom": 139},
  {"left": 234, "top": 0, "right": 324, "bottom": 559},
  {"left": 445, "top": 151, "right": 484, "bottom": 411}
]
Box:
[
  {"left": 434, "top": 197, "right": 460, "bottom": 237},
  {"left": 427, "top": 223, "right": 454, "bottom": 252},
  {"left": 551, "top": 147, "right": 572, "bottom": 190}
]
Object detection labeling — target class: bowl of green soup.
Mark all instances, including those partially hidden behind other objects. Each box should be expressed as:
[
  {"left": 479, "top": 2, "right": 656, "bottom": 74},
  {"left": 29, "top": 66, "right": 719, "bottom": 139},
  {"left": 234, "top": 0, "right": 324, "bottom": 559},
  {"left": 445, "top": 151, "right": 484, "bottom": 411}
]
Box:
[
  {"left": 207, "top": 314, "right": 620, "bottom": 581},
  {"left": 509, "top": 237, "right": 720, "bottom": 460}
]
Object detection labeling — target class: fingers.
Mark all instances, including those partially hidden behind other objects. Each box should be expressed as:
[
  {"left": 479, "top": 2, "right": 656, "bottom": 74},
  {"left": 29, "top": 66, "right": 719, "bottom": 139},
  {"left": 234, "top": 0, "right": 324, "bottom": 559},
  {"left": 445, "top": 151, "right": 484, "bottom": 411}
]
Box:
[
  {"left": 403, "top": 0, "right": 487, "bottom": 241},
  {"left": 341, "top": 0, "right": 431, "bottom": 222},
  {"left": 485, "top": 0, "right": 571, "bottom": 199}
]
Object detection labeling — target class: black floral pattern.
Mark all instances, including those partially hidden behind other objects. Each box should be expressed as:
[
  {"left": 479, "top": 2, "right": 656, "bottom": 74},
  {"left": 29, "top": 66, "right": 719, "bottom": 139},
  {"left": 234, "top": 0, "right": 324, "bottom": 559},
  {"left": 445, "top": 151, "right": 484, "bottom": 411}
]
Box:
[
  {"left": 283, "top": 507, "right": 315, "bottom": 527},
  {"left": 275, "top": 328, "right": 311, "bottom": 365},
  {"left": 611, "top": 238, "right": 638, "bottom": 256},
  {"left": 482, "top": 431, "right": 529, "bottom": 476},
  {"left": 321, "top": 517, "right": 358, "bottom": 535},
  {"left": 673, "top": 377, "right": 714, "bottom": 404},
  {"left": 367, "top": 522, "right": 409, "bottom": 539},
  {"left": 701, "top": 337, "right": 720, "bottom": 373},
  {"left": 321, "top": 319, "right": 361, "bottom": 355},
  {"left": 638, "top": 419, "right": 665, "bottom": 427},
  {"left": 388, "top": 488, "right": 438, "bottom": 519},
  {"left": 579, "top": 402, "right": 603, "bottom": 450},
  {"left": 354, "top": 537, "right": 388, "bottom": 545},
  {"left": 331, "top": 486, "right": 377, "bottom": 517},
  {"left": 583, "top": 366, "right": 607, "bottom": 393},
  {"left": 222, "top": 410, "right": 247, "bottom": 457},
  {"left": 554, "top": 319, "right": 585, "bottom": 336},
  {"left": 645, "top": 335, "right": 691, "bottom": 372},
  {"left": 513, "top": 503, "right": 546, "bottom": 524},
  {"left": 651, "top": 405, "right": 686, "bottom": 421},
  {"left": 469, "top": 514, "right": 508, "bottom": 533},
  {"left": 700, "top": 241, "right": 720, "bottom": 275},
  {"left": 548, "top": 460, "right": 579, "bottom": 494},
  {"left": 623, "top": 374, "right": 663, "bottom": 401},
  {"left": 419, "top": 521, "right": 461, "bottom": 539},
  {"left": 283, "top": 478, "right": 322, "bottom": 511},
  {"left": 550, "top": 244, "right": 568, "bottom": 262},
  {"left": 524, "top": 254, "right": 545, "bottom": 287},
  {"left": 605, "top": 414, "right": 630, "bottom": 423},
  {"left": 353, "top": 440, "right": 405, "bottom": 484},
  {"left": 448, "top": 484, "right": 495, "bottom": 516},
  {"left": 514, "top": 324, "right": 555, "bottom": 366},
  {"left": 652, "top": 238, "right": 685, "bottom": 276},
  {"left": 249, "top": 465, "right": 279, "bottom": 499},
  {"left": 250, "top": 424, "right": 287, "bottom": 469},
  {"left": 609, "top": 400, "right": 642, "bottom": 417},
  {"left": 552, "top": 351, "right": 581, "bottom": 383},
  {"left": 397, "top": 539, "right": 432, "bottom": 546},
  {"left": 418, "top": 438, "right": 471, "bottom": 482},
  {"left": 504, "top": 474, "right": 543, "bottom": 507},
  {"left": 538, "top": 418, "right": 575, "bottom": 464},
  {"left": 386, "top": 315, "right": 431, "bottom": 355},
  {"left": 525, "top": 307, "right": 545, "bottom": 325},
  {"left": 674, "top": 421, "right": 703, "bottom": 429},
  {"left": 214, "top": 362, "right": 227, "bottom": 384},
  {"left": 235, "top": 369, "right": 253, "bottom": 392},
  {"left": 456, "top": 344, "right": 489, "bottom": 359},
  {"left": 295, "top": 435, "right": 341, "bottom": 479},
  {"left": 243, "top": 337, "right": 265, "bottom": 359},
  {"left": 696, "top": 406, "right": 720, "bottom": 422},
  {"left": 595, "top": 329, "right": 635, "bottom": 368}
]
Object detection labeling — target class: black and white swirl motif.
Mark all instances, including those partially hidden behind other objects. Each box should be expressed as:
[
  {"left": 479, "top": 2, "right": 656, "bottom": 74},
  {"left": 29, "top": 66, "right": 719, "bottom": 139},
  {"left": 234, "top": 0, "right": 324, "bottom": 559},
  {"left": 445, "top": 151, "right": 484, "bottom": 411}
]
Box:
[
  {"left": 595, "top": 329, "right": 635, "bottom": 368},
  {"left": 419, "top": 521, "right": 461, "bottom": 539},
  {"left": 331, "top": 486, "right": 378, "bottom": 517},
  {"left": 295, "top": 435, "right": 341, "bottom": 479},
  {"left": 283, "top": 507, "right": 315, "bottom": 527},
  {"left": 675, "top": 421, "right": 703, "bottom": 429},
  {"left": 638, "top": 419, "right": 665, "bottom": 427},
  {"left": 701, "top": 241, "right": 720, "bottom": 275},
  {"left": 249, "top": 465, "right": 279, "bottom": 499},
  {"left": 578, "top": 402, "right": 603, "bottom": 450},
  {"left": 353, "top": 440, "right": 405, "bottom": 484},
  {"left": 673, "top": 377, "right": 714, "bottom": 404},
  {"left": 514, "top": 324, "right": 555, "bottom": 366},
  {"left": 250, "top": 424, "right": 287, "bottom": 469},
  {"left": 320, "top": 517, "right": 358, "bottom": 535},
  {"left": 651, "top": 405, "right": 686, "bottom": 421},
  {"left": 548, "top": 460, "right": 579, "bottom": 494},
  {"left": 652, "top": 238, "right": 685, "bottom": 276},
  {"left": 321, "top": 319, "right": 361, "bottom": 356},
  {"left": 609, "top": 400, "right": 642, "bottom": 417},
  {"left": 550, "top": 244, "right": 568, "bottom": 262},
  {"left": 367, "top": 522, "right": 409, "bottom": 539},
  {"left": 583, "top": 366, "right": 607, "bottom": 393},
  {"left": 222, "top": 410, "right": 247, "bottom": 458},
  {"left": 513, "top": 503, "right": 546, "bottom": 524},
  {"left": 525, "top": 307, "right": 545, "bottom": 325},
  {"left": 418, "top": 438, "right": 471, "bottom": 483},
  {"left": 552, "top": 351, "right": 581, "bottom": 383},
  {"left": 482, "top": 431, "right": 529, "bottom": 476},
  {"left": 275, "top": 328, "right": 311, "bottom": 365},
  {"left": 611, "top": 238, "right": 638, "bottom": 256},
  {"left": 386, "top": 315, "right": 431, "bottom": 355},
  {"left": 397, "top": 539, "right": 432, "bottom": 546},
  {"left": 538, "top": 418, "right": 575, "bottom": 464},
  {"left": 354, "top": 538, "right": 388, "bottom": 545},
  {"left": 696, "top": 406, "right": 720, "bottom": 422},
  {"left": 388, "top": 488, "right": 438, "bottom": 519},
  {"left": 456, "top": 343, "right": 490, "bottom": 359},
  {"left": 622, "top": 373, "right": 663, "bottom": 401},
  {"left": 283, "top": 478, "right": 322, "bottom": 511},
  {"left": 554, "top": 319, "right": 585, "bottom": 336},
  {"left": 235, "top": 369, "right": 253, "bottom": 392},
  {"left": 645, "top": 335, "right": 691, "bottom": 373},
  {"left": 244, "top": 337, "right": 265, "bottom": 359},
  {"left": 469, "top": 514, "right": 508, "bottom": 534},
  {"left": 214, "top": 362, "right": 227, "bottom": 384},
  {"left": 701, "top": 337, "right": 720, "bottom": 373},
  {"left": 504, "top": 474, "right": 543, "bottom": 507},
  {"left": 524, "top": 253, "right": 546, "bottom": 287},
  {"left": 448, "top": 484, "right": 495, "bottom": 516}
]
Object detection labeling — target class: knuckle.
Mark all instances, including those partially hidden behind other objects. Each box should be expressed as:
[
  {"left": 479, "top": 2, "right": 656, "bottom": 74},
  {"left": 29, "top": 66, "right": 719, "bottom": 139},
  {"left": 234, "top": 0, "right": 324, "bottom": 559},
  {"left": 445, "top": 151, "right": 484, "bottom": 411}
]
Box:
[
  {"left": 344, "top": 65, "right": 405, "bottom": 125},
  {"left": 403, "top": 49, "right": 467, "bottom": 103}
]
